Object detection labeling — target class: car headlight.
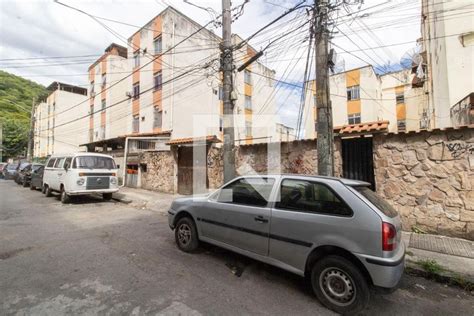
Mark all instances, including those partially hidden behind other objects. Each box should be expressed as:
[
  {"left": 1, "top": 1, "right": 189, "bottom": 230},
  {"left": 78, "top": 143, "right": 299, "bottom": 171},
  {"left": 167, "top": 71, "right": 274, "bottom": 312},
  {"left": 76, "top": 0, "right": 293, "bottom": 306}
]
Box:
[
  {"left": 77, "top": 178, "right": 85, "bottom": 185},
  {"left": 110, "top": 177, "right": 117, "bottom": 185}
]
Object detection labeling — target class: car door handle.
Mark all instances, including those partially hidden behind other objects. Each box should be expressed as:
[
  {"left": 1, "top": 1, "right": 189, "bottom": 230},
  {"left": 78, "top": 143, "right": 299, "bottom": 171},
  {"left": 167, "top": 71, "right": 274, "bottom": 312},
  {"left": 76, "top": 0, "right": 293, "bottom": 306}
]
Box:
[{"left": 254, "top": 216, "right": 268, "bottom": 223}]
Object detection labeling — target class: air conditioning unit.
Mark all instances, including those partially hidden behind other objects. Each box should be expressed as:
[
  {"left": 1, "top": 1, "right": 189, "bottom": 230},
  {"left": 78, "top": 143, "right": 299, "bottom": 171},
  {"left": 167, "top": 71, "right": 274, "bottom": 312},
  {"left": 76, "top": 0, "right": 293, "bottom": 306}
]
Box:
[
  {"left": 90, "top": 92, "right": 96, "bottom": 97},
  {"left": 126, "top": 91, "right": 133, "bottom": 98}
]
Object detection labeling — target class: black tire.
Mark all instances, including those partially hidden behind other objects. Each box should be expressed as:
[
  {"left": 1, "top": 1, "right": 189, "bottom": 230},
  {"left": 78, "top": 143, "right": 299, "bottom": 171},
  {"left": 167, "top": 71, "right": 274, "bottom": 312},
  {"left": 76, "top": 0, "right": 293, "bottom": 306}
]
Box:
[
  {"left": 175, "top": 217, "right": 199, "bottom": 252},
  {"left": 311, "top": 255, "right": 370, "bottom": 315},
  {"left": 60, "top": 187, "right": 70, "bottom": 204},
  {"left": 41, "top": 184, "right": 46, "bottom": 194},
  {"left": 103, "top": 193, "right": 113, "bottom": 201},
  {"left": 45, "top": 185, "right": 53, "bottom": 197}
]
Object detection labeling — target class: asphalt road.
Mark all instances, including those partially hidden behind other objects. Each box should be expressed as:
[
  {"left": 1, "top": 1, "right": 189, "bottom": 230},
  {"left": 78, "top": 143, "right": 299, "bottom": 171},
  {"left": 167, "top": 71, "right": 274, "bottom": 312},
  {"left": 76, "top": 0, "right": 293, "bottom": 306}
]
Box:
[{"left": 1, "top": 180, "right": 473, "bottom": 315}]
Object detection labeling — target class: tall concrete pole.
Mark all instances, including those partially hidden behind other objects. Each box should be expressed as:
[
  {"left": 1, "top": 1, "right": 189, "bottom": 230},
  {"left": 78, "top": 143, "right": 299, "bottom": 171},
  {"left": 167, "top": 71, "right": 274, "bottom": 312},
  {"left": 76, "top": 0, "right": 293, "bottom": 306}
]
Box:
[
  {"left": 315, "top": 0, "right": 334, "bottom": 176},
  {"left": 27, "top": 97, "right": 35, "bottom": 161},
  {"left": 222, "top": 0, "right": 236, "bottom": 182}
]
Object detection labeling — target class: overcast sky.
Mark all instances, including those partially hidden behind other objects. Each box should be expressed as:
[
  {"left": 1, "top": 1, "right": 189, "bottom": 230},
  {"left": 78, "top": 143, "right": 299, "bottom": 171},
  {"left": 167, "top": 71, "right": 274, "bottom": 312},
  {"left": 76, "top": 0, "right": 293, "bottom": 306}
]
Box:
[{"left": 0, "top": 0, "right": 423, "bottom": 127}]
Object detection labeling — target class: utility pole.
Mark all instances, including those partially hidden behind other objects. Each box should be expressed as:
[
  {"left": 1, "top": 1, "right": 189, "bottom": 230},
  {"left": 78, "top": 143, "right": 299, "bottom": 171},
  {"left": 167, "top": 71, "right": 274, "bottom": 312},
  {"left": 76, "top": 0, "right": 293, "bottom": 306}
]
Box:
[
  {"left": 314, "top": 0, "right": 334, "bottom": 176},
  {"left": 222, "top": 0, "right": 236, "bottom": 182},
  {"left": 27, "top": 97, "right": 35, "bottom": 161}
]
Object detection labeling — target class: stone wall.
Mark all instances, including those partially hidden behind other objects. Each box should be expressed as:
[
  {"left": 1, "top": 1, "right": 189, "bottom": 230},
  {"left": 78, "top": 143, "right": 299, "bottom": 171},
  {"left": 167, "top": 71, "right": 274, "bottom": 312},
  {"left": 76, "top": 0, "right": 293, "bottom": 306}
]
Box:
[
  {"left": 139, "top": 151, "right": 176, "bottom": 194},
  {"left": 373, "top": 128, "right": 474, "bottom": 240}
]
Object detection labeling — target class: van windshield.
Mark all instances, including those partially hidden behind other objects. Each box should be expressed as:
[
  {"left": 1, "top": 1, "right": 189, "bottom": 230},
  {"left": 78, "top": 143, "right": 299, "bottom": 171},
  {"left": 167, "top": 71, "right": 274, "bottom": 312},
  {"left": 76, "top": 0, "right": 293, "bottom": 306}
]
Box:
[
  {"left": 353, "top": 186, "right": 398, "bottom": 218},
  {"left": 74, "top": 156, "right": 116, "bottom": 169}
]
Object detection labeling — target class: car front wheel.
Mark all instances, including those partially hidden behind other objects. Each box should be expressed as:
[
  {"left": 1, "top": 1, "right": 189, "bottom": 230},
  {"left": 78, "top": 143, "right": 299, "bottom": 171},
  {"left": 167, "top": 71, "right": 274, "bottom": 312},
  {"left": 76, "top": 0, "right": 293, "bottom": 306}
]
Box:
[
  {"left": 311, "top": 255, "right": 370, "bottom": 315},
  {"left": 175, "top": 217, "right": 199, "bottom": 252},
  {"left": 45, "top": 185, "right": 53, "bottom": 197},
  {"left": 60, "top": 187, "right": 70, "bottom": 204}
]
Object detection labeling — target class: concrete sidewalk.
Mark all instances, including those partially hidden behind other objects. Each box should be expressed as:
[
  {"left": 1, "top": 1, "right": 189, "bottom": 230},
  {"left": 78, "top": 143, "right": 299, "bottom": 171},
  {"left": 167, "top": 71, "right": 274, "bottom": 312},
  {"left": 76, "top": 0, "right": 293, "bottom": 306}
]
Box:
[
  {"left": 112, "top": 187, "right": 181, "bottom": 212},
  {"left": 403, "top": 232, "right": 474, "bottom": 286}
]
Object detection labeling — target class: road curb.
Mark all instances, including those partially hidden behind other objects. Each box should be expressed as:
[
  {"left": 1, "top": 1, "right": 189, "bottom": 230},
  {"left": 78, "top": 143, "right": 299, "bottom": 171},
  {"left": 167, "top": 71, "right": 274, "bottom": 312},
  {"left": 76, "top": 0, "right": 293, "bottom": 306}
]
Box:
[
  {"left": 111, "top": 195, "right": 132, "bottom": 204},
  {"left": 405, "top": 258, "right": 474, "bottom": 291}
]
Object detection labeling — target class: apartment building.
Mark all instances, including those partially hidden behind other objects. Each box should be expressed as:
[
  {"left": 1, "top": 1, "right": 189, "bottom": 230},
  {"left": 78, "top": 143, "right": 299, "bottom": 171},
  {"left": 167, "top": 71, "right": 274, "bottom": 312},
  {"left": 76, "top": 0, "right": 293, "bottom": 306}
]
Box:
[
  {"left": 33, "top": 82, "right": 88, "bottom": 158},
  {"left": 303, "top": 66, "right": 428, "bottom": 138},
  {"left": 421, "top": 0, "right": 474, "bottom": 127},
  {"left": 87, "top": 43, "right": 130, "bottom": 144},
  {"left": 124, "top": 6, "right": 276, "bottom": 144},
  {"left": 276, "top": 123, "right": 295, "bottom": 142}
]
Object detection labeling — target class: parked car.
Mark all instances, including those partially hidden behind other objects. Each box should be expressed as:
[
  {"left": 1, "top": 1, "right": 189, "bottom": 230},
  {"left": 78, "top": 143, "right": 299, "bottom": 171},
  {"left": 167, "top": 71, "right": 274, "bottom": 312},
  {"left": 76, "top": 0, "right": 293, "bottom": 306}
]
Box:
[
  {"left": 0, "top": 163, "right": 7, "bottom": 179},
  {"left": 20, "top": 163, "right": 45, "bottom": 188},
  {"left": 168, "top": 175, "right": 404, "bottom": 314},
  {"left": 30, "top": 164, "right": 45, "bottom": 191},
  {"left": 42, "top": 153, "right": 119, "bottom": 203},
  {"left": 15, "top": 162, "right": 31, "bottom": 185},
  {"left": 3, "top": 162, "right": 19, "bottom": 180}
]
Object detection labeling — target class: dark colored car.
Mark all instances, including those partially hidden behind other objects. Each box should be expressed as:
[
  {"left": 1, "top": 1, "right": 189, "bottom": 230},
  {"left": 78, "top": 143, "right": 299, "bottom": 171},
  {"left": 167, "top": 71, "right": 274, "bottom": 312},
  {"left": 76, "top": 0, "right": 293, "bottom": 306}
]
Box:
[
  {"left": 0, "top": 163, "right": 7, "bottom": 179},
  {"left": 15, "top": 162, "right": 31, "bottom": 185},
  {"left": 3, "top": 163, "right": 19, "bottom": 180},
  {"left": 28, "top": 164, "right": 45, "bottom": 190}
]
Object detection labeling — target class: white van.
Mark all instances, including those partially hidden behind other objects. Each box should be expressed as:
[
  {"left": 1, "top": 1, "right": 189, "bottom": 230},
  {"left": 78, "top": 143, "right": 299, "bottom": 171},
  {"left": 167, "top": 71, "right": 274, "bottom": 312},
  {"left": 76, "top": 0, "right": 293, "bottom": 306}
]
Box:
[{"left": 43, "top": 153, "right": 119, "bottom": 203}]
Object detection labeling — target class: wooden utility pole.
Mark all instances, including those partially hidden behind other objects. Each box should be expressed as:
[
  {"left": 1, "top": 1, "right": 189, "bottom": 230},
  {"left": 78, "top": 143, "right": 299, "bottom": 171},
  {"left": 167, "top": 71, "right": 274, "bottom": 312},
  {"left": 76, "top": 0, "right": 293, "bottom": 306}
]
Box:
[
  {"left": 314, "top": 0, "right": 334, "bottom": 176},
  {"left": 222, "top": 0, "right": 236, "bottom": 182},
  {"left": 27, "top": 97, "right": 35, "bottom": 161}
]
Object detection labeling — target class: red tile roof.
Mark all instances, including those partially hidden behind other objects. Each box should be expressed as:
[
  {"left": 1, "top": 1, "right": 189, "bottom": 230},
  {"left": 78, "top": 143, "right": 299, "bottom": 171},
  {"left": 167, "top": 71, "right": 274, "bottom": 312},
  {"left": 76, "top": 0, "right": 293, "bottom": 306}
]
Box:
[
  {"left": 335, "top": 120, "right": 389, "bottom": 134},
  {"left": 166, "top": 135, "right": 221, "bottom": 145}
]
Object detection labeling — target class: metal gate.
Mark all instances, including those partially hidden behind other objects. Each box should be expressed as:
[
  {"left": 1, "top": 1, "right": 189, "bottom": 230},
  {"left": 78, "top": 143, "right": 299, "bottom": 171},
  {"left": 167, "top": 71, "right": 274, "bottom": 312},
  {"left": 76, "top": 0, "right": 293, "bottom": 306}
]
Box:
[
  {"left": 177, "top": 146, "right": 208, "bottom": 195},
  {"left": 341, "top": 137, "right": 376, "bottom": 190}
]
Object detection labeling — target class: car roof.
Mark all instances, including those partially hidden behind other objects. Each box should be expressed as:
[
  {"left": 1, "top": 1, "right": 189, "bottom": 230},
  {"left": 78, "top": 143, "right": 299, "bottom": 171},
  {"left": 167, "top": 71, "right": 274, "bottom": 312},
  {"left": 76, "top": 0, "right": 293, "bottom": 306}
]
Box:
[
  {"left": 48, "top": 152, "right": 114, "bottom": 159},
  {"left": 238, "top": 173, "right": 371, "bottom": 187}
]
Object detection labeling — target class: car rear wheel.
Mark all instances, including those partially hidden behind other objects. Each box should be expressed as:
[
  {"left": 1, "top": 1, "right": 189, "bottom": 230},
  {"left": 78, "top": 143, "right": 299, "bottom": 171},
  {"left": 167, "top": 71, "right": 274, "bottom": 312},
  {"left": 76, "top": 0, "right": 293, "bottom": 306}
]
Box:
[
  {"left": 311, "top": 255, "right": 369, "bottom": 315},
  {"left": 103, "top": 193, "right": 113, "bottom": 201},
  {"left": 175, "top": 217, "right": 199, "bottom": 252},
  {"left": 60, "top": 187, "right": 70, "bottom": 204},
  {"left": 45, "top": 185, "right": 53, "bottom": 197}
]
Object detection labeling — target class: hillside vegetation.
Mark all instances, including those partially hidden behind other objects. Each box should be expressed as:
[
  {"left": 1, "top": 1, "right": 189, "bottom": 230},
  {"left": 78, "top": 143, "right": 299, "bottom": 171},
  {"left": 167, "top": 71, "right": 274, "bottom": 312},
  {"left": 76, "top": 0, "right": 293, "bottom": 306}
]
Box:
[{"left": 0, "top": 70, "right": 48, "bottom": 161}]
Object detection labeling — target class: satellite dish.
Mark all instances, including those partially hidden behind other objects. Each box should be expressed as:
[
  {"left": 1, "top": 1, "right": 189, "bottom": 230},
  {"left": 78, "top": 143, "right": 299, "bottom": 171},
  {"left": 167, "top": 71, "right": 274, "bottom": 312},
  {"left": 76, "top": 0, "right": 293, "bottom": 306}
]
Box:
[{"left": 400, "top": 46, "right": 422, "bottom": 69}]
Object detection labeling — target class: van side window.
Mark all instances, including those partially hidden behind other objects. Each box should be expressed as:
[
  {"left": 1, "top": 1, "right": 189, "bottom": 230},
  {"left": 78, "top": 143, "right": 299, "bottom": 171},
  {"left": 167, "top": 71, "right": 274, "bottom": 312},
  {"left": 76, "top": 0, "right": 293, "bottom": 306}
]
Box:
[
  {"left": 218, "top": 177, "right": 275, "bottom": 207},
  {"left": 54, "top": 158, "right": 65, "bottom": 168},
  {"left": 276, "top": 179, "right": 353, "bottom": 216},
  {"left": 64, "top": 157, "right": 72, "bottom": 169},
  {"left": 47, "top": 159, "right": 56, "bottom": 168}
]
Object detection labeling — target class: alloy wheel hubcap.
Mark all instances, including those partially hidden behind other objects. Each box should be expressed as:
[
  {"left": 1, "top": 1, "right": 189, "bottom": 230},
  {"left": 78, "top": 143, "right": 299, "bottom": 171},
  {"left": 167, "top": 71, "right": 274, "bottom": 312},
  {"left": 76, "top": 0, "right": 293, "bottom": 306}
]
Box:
[
  {"left": 319, "top": 267, "right": 356, "bottom": 306},
  {"left": 178, "top": 223, "right": 191, "bottom": 246}
]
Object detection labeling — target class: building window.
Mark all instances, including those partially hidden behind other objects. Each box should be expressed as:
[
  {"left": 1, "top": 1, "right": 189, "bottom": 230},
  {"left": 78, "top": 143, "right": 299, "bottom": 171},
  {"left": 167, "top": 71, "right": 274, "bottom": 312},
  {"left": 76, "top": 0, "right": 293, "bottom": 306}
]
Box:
[
  {"left": 100, "top": 126, "right": 106, "bottom": 139},
  {"left": 397, "top": 120, "right": 406, "bottom": 132},
  {"left": 132, "top": 115, "right": 139, "bottom": 133},
  {"left": 244, "top": 69, "right": 252, "bottom": 85},
  {"left": 153, "top": 108, "right": 162, "bottom": 129},
  {"left": 219, "top": 117, "right": 223, "bottom": 132},
  {"left": 245, "top": 95, "right": 252, "bottom": 110},
  {"left": 90, "top": 104, "right": 94, "bottom": 115},
  {"left": 348, "top": 113, "right": 361, "bottom": 125},
  {"left": 101, "top": 99, "right": 106, "bottom": 111},
  {"left": 396, "top": 93, "right": 405, "bottom": 104},
  {"left": 90, "top": 81, "right": 95, "bottom": 95},
  {"left": 154, "top": 36, "right": 162, "bottom": 55},
  {"left": 134, "top": 51, "right": 140, "bottom": 68},
  {"left": 102, "top": 75, "right": 106, "bottom": 88},
  {"left": 347, "top": 85, "right": 360, "bottom": 100},
  {"left": 133, "top": 83, "right": 140, "bottom": 99},
  {"left": 245, "top": 121, "right": 252, "bottom": 137},
  {"left": 154, "top": 71, "right": 162, "bottom": 91}
]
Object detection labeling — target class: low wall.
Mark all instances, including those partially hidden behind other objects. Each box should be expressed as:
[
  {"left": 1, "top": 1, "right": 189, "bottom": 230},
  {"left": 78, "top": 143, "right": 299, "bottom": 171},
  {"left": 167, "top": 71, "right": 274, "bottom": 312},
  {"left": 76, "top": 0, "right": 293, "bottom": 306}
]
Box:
[{"left": 373, "top": 128, "right": 473, "bottom": 240}]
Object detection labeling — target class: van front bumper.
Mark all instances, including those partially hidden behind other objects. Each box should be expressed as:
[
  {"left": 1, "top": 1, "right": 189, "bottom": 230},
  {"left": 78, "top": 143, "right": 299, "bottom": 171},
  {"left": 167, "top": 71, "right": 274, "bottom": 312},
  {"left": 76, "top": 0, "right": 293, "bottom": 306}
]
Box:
[
  {"left": 67, "top": 188, "right": 119, "bottom": 196},
  {"left": 355, "top": 243, "right": 405, "bottom": 289}
]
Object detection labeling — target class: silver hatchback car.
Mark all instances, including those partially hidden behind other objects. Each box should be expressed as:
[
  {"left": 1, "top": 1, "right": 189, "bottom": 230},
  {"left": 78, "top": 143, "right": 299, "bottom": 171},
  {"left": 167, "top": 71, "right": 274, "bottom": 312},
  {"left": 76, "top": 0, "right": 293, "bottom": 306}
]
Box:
[{"left": 168, "top": 174, "right": 405, "bottom": 314}]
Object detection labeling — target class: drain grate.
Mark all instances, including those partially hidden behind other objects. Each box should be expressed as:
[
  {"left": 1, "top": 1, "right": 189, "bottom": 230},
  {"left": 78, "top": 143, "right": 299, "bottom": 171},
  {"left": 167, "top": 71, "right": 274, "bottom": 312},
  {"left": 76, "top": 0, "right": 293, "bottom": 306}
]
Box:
[{"left": 409, "top": 234, "right": 474, "bottom": 259}]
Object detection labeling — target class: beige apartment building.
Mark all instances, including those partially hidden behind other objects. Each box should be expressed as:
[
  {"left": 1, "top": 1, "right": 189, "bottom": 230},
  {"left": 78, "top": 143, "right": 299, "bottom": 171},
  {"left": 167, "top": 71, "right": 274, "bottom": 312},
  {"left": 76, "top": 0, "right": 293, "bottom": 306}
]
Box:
[
  {"left": 33, "top": 82, "right": 88, "bottom": 158},
  {"left": 421, "top": 0, "right": 474, "bottom": 127},
  {"left": 123, "top": 6, "right": 277, "bottom": 145},
  {"left": 303, "top": 66, "right": 428, "bottom": 138},
  {"left": 87, "top": 43, "right": 131, "bottom": 144}
]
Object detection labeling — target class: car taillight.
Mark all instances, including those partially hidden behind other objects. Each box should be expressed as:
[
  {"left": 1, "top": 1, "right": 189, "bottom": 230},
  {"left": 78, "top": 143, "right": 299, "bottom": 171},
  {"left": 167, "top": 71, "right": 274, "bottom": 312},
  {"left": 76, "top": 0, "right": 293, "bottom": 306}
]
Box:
[{"left": 382, "top": 222, "right": 397, "bottom": 251}]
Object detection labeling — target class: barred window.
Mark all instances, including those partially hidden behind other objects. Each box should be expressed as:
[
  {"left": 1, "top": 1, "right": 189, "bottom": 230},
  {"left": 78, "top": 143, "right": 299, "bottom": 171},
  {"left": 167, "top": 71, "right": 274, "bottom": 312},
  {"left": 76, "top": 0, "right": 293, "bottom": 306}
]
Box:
[{"left": 347, "top": 85, "right": 360, "bottom": 100}]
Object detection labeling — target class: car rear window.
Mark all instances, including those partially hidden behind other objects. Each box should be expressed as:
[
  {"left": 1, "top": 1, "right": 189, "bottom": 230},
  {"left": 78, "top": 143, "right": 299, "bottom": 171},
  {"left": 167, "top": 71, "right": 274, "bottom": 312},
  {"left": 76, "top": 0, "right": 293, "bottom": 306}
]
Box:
[{"left": 354, "top": 186, "right": 398, "bottom": 218}]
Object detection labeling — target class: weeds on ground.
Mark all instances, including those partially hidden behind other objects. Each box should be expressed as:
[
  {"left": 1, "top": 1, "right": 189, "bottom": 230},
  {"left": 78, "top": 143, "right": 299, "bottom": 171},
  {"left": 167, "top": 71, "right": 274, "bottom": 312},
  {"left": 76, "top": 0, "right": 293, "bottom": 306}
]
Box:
[{"left": 416, "top": 259, "right": 444, "bottom": 274}]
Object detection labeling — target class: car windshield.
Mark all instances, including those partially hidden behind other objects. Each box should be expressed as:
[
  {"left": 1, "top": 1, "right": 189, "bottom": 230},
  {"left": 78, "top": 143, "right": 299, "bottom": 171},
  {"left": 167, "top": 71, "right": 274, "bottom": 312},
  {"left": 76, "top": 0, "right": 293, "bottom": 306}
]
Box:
[
  {"left": 75, "top": 156, "right": 116, "bottom": 169},
  {"left": 354, "top": 186, "right": 398, "bottom": 218}
]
